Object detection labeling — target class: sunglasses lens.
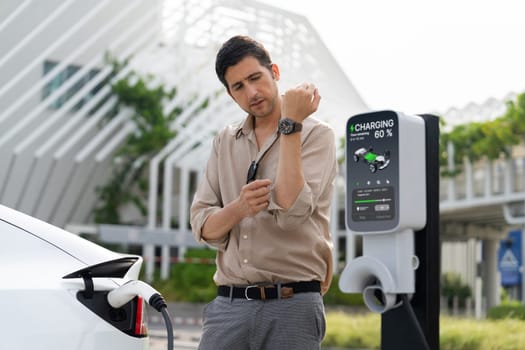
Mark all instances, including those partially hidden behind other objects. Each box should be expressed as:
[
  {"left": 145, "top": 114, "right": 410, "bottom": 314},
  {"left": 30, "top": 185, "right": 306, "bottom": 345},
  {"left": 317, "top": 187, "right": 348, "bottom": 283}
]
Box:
[{"left": 246, "top": 161, "right": 258, "bottom": 183}]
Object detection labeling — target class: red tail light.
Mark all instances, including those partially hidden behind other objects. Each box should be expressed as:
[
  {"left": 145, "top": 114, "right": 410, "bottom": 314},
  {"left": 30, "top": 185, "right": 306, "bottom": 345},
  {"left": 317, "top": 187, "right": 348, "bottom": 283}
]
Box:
[{"left": 134, "top": 296, "right": 148, "bottom": 337}]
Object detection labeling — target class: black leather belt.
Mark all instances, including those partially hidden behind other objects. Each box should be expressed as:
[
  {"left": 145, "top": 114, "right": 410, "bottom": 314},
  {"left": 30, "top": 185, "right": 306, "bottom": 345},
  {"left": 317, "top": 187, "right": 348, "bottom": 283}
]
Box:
[{"left": 217, "top": 281, "right": 321, "bottom": 300}]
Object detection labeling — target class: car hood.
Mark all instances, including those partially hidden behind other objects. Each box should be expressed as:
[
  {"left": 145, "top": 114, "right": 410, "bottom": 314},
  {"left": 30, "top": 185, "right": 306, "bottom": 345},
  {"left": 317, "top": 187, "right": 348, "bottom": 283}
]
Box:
[{"left": 0, "top": 204, "right": 141, "bottom": 279}]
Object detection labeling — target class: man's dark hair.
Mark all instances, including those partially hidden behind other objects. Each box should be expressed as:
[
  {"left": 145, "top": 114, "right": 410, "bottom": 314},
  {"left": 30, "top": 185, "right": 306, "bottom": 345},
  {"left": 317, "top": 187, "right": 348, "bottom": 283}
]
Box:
[{"left": 215, "top": 35, "right": 273, "bottom": 89}]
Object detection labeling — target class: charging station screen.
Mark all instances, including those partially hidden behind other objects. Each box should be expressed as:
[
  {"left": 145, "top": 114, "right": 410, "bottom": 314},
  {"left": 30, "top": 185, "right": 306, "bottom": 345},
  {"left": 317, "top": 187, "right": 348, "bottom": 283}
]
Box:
[{"left": 346, "top": 111, "right": 400, "bottom": 232}]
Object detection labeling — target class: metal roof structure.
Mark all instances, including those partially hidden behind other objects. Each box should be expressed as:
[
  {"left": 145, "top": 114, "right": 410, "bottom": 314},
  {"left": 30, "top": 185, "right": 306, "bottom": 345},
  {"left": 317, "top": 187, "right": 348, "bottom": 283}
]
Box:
[
  {"left": 0, "top": 0, "right": 163, "bottom": 228},
  {"left": 440, "top": 92, "right": 517, "bottom": 131}
]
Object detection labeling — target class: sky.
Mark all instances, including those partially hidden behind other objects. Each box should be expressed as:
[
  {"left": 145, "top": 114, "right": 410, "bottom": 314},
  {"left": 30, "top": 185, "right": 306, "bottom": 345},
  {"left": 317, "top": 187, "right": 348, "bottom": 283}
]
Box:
[{"left": 259, "top": 0, "right": 525, "bottom": 116}]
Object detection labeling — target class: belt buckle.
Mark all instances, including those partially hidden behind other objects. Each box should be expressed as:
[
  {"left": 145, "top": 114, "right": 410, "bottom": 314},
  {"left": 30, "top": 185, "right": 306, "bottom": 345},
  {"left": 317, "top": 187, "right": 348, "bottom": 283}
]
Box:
[
  {"left": 244, "top": 285, "right": 269, "bottom": 300},
  {"left": 244, "top": 285, "right": 258, "bottom": 300}
]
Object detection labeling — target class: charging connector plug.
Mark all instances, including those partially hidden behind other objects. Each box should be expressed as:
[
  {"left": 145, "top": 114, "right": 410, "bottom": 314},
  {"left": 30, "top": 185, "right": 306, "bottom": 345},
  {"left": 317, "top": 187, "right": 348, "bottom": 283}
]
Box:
[
  {"left": 108, "top": 280, "right": 165, "bottom": 309},
  {"left": 107, "top": 280, "right": 173, "bottom": 350}
]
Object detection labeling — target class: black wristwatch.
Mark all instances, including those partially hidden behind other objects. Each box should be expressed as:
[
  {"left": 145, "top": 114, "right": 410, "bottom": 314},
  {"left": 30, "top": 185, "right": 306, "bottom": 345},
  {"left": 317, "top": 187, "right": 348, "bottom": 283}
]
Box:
[{"left": 278, "top": 118, "right": 302, "bottom": 135}]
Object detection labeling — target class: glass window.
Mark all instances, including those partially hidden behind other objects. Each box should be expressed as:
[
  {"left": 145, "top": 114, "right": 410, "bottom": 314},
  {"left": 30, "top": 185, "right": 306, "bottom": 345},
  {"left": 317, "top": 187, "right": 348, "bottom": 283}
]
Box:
[{"left": 42, "top": 60, "right": 103, "bottom": 112}]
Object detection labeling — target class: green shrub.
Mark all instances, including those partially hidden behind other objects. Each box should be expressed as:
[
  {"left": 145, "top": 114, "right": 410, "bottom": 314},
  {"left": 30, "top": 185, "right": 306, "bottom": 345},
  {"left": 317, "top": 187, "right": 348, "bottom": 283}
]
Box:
[
  {"left": 323, "top": 314, "right": 525, "bottom": 350},
  {"left": 488, "top": 300, "right": 525, "bottom": 320},
  {"left": 323, "top": 274, "right": 365, "bottom": 306},
  {"left": 440, "top": 316, "right": 525, "bottom": 350},
  {"left": 324, "top": 311, "right": 380, "bottom": 349},
  {"left": 152, "top": 248, "right": 217, "bottom": 302},
  {"left": 441, "top": 272, "right": 471, "bottom": 308},
  {"left": 439, "top": 322, "right": 482, "bottom": 350}
]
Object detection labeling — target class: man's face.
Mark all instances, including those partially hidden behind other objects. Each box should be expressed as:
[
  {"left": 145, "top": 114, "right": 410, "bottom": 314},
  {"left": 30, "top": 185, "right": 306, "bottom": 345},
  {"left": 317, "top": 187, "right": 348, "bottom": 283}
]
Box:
[{"left": 224, "top": 56, "right": 280, "bottom": 119}]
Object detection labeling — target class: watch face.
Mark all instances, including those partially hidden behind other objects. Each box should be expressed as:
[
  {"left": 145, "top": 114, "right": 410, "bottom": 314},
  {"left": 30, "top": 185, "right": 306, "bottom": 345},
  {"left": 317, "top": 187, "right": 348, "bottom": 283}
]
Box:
[
  {"left": 279, "top": 118, "right": 301, "bottom": 134},
  {"left": 279, "top": 119, "right": 295, "bottom": 134}
]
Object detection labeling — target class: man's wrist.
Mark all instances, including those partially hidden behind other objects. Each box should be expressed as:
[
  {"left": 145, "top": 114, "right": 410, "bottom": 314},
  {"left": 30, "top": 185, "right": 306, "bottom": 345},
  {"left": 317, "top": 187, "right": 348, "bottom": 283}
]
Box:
[{"left": 278, "top": 118, "right": 302, "bottom": 135}]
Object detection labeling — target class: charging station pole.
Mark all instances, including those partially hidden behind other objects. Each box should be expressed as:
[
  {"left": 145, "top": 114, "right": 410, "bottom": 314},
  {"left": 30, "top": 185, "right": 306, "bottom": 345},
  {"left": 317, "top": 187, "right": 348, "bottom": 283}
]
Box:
[{"left": 381, "top": 114, "right": 440, "bottom": 350}]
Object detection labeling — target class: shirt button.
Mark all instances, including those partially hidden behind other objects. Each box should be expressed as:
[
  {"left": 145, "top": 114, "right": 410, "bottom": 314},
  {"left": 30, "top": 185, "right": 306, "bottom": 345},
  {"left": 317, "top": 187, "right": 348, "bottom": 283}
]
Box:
[
  {"left": 243, "top": 259, "right": 248, "bottom": 264},
  {"left": 243, "top": 235, "right": 248, "bottom": 239}
]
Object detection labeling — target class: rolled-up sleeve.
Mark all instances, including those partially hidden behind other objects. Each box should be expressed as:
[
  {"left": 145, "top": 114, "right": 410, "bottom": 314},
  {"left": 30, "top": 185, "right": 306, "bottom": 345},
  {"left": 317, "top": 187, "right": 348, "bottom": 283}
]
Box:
[
  {"left": 190, "top": 202, "right": 229, "bottom": 250},
  {"left": 190, "top": 136, "right": 230, "bottom": 251},
  {"left": 268, "top": 122, "right": 337, "bottom": 230}
]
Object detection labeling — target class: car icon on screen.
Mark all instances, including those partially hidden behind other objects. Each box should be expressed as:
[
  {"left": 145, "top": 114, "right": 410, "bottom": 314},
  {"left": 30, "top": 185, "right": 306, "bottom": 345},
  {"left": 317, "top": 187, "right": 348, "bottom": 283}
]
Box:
[{"left": 353, "top": 147, "right": 391, "bottom": 173}]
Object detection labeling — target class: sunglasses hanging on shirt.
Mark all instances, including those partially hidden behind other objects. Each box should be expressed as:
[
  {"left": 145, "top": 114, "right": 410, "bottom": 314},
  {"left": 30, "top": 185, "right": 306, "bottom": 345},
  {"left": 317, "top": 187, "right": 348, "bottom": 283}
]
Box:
[
  {"left": 245, "top": 133, "right": 280, "bottom": 184},
  {"left": 246, "top": 161, "right": 259, "bottom": 183}
]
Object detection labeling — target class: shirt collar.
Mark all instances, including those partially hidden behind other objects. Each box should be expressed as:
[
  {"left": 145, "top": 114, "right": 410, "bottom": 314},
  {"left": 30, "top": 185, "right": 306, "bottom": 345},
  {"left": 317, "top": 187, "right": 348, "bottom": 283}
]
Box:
[{"left": 234, "top": 115, "right": 255, "bottom": 139}]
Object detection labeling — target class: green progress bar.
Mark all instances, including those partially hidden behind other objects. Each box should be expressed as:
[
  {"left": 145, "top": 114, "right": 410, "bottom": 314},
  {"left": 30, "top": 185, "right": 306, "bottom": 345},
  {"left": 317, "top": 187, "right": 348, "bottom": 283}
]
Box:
[{"left": 355, "top": 199, "right": 378, "bottom": 204}]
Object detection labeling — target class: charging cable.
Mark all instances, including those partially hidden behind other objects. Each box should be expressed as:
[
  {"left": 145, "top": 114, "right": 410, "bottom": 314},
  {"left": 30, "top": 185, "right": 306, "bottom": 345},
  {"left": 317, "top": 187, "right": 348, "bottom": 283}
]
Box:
[
  {"left": 108, "top": 280, "right": 174, "bottom": 350},
  {"left": 401, "top": 294, "right": 430, "bottom": 350}
]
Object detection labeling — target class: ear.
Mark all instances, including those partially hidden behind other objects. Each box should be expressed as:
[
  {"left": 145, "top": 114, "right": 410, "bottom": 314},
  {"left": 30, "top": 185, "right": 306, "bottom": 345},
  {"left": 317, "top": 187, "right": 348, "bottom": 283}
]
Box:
[{"left": 271, "top": 63, "right": 280, "bottom": 81}]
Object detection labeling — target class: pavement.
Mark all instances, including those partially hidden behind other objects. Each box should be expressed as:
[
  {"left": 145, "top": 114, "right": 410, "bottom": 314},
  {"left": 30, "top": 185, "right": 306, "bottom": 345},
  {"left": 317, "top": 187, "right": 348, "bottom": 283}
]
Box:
[
  {"left": 147, "top": 302, "right": 204, "bottom": 350},
  {"left": 148, "top": 331, "right": 199, "bottom": 350}
]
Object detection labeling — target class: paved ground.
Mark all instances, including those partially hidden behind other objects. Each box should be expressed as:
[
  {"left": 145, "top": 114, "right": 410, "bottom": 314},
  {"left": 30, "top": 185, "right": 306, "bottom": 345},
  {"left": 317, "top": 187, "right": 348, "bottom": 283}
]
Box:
[
  {"left": 147, "top": 302, "right": 203, "bottom": 350},
  {"left": 149, "top": 335, "right": 199, "bottom": 350}
]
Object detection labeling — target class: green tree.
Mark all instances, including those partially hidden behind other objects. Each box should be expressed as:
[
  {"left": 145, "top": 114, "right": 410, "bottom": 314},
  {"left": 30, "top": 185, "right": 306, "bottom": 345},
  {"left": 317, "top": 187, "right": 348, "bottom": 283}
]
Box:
[
  {"left": 93, "top": 61, "right": 181, "bottom": 224},
  {"left": 440, "top": 91, "right": 525, "bottom": 174}
]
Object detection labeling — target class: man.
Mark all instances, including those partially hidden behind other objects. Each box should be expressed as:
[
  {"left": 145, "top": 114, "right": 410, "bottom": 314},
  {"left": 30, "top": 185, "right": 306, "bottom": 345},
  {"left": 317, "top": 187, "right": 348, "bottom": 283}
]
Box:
[{"left": 190, "top": 35, "right": 337, "bottom": 350}]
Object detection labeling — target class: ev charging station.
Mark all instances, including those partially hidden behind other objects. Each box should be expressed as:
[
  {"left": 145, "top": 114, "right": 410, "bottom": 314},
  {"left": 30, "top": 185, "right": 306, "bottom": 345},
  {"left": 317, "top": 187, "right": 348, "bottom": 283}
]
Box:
[{"left": 339, "top": 111, "right": 440, "bottom": 349}]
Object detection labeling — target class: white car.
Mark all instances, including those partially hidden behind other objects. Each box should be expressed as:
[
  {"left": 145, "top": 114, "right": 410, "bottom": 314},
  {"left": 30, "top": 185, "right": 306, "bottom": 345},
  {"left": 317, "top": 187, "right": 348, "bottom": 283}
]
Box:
[{"left": 0, "top": 204, "right": 164, "bottom": 350}]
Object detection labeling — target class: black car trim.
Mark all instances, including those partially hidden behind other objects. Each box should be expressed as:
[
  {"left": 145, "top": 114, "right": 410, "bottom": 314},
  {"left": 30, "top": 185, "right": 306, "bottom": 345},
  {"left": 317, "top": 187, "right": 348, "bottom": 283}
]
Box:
[
  {"left": 62, "top": 256, "right": 140, "bottom": 279},
  {"left": 63, "top": 256, "right": 140, "bottom": 300}
]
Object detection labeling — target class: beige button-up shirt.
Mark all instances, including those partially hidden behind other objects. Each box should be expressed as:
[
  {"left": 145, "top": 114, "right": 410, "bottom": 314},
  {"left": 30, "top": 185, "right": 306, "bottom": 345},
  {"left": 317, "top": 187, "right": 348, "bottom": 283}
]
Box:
[{"left": 190, "top": 114, "right": 337, "bottom": 294}]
